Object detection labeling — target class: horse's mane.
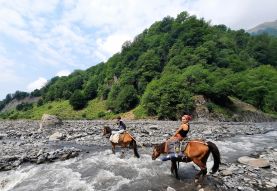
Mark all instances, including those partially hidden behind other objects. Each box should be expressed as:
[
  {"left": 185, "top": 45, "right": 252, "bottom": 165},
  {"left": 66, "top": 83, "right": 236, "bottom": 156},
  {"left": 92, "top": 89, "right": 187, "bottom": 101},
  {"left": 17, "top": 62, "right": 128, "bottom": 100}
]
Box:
[
  {"left": 104, "top": 126, "right": 112, "bottom": 134},
  {"left": 155, "top": 142, "right": 166, "bottom": 153}
]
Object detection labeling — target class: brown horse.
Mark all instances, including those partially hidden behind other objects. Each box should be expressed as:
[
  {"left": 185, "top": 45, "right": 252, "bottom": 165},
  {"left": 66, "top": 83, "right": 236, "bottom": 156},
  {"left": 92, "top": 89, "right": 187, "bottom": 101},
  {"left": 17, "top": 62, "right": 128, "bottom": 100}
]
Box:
[
  {"left": 152, "top": 140, "right": 220, "bottom": 181},
  {"left": 102, "top": 126, "right": 140, "bottom": 158}
]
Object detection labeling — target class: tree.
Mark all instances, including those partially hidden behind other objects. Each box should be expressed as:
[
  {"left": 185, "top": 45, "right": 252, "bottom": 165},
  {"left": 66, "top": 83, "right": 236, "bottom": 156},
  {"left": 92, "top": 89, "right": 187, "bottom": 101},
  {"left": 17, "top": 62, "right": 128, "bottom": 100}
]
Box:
[
  {"left": 107, "top": 84, "right": 121, "bottom": 111},
  {"left": 13, "top": 91, "right": 29, "bottom": 100},
  {"left": 69, "top": 90, "right": 87, "bottom": 110},
  {"left": 30, "top": 89, "right": 41, "bottom": 97},
  {"left": 137, "top": 50, "right": 161, "bottom": 82},
  {"left": 84, "top": 79, "right": 97, "bottom": 100},
  {"left": 114, "top": 85, "right": 139, "bottom": 113}
]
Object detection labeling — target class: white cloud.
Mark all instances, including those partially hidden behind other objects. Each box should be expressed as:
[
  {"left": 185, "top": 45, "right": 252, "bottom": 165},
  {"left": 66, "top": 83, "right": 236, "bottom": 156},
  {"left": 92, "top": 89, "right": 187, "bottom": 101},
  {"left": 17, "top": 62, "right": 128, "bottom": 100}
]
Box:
[
  {"left": 0, "top": 53, "right": 19, "bottom": 83},
  {"left": 56, "top": 70, "right": 71, "bottom": 77},
  {"left": 187, "top": 0, "right": 277, "bottom": 30},
  {"left": 27, "top": 77, "right": 47, "bottom": 92},
  {"left": 60, "top": 0, "right": 187, "bottom": 61},
  {"left": 0, "top": 8, "right": 26, "bottom": 29},
  {"left": 0, "top": 0, "right": 59, "bottom": 18},
  {"left": 96, "top": 33, "right": 132, "bottom": 60}
]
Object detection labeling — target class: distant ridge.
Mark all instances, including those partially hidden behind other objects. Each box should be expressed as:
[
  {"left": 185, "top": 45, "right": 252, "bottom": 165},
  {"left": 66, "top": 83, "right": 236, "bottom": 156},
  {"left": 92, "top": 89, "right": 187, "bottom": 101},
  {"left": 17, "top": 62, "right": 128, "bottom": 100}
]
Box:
[{"left": 248, "top": 20, "right": 277, "bottom": 36}]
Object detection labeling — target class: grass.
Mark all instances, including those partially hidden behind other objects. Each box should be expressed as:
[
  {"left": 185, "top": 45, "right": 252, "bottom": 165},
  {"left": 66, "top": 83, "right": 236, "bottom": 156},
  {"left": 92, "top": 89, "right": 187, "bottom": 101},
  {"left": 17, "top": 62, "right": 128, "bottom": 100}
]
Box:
[
  {"left": 132, "top": 105, "right": 148, "bottom": 119},
  {"left": 0, "top": 99, "right": 114, "bottom": 120}
]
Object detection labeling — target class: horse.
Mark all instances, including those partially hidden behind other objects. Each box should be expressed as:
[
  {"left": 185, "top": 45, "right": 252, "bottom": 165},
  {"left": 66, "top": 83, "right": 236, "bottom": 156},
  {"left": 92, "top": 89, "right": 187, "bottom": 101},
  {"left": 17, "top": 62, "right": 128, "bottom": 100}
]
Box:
[
  {"left": 152, "top": 140, "right": 220, "bottom": 181},
  {"left": 102, "top": 126, "right": 140, "bottom": 158}
]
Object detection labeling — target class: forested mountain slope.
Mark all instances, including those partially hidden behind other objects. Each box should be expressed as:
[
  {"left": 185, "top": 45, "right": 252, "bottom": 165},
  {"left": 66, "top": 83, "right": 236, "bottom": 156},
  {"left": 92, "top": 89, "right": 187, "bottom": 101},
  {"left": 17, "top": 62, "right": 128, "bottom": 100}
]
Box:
[
  {"left": 1, "top": 12, "right": 276, "bottom": 120},
  {"left": 248, "top": 20, "right": 277, "bottom": 36}
]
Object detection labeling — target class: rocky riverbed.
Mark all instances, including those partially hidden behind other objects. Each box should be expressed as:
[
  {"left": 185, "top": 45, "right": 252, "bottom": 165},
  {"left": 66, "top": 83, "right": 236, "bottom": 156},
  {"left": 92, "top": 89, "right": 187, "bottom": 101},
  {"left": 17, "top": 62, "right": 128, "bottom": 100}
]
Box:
[{"left": 0, "top": 119, "right": 276, "bottom": 191}]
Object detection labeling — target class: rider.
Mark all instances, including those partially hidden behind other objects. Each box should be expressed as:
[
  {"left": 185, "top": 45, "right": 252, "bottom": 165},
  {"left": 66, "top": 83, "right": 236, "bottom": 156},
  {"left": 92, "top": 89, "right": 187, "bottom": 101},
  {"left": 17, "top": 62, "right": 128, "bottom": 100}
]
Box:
[
  {"left": 111, "top": 116, "right": 126, "bottom": 134},
  {"left": 164, "top": 114, "right": 192, "bottom": 153}
]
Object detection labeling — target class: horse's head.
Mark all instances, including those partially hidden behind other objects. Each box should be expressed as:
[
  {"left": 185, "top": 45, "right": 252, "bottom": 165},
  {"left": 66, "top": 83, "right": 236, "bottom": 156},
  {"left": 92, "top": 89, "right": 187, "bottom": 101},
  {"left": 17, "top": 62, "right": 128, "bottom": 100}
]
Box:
[
  {"left": 152, "top": 143, "right": 164, "bottom": 160},
  {"left": 102, "top": 126, "right": 111, "bottom": 138}
]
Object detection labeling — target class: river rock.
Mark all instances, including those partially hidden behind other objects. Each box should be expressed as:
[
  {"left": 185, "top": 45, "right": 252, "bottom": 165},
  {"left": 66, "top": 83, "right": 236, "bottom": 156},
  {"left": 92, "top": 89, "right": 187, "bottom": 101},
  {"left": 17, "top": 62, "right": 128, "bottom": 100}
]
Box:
[
  {"left": 221, "top": 169, "right": 233, "bottom": 176},
  {"left": 238, "top": 156, "right": 270, "bottom": 168},
  {"left": 49, "top": 132, "right": 65, "bottom": 141},
  {"left": 270, "top": 178, "right": 277, "bottom": 185},
  {"left": 166, "top": 186, "right": 176, "bottom": 191}
]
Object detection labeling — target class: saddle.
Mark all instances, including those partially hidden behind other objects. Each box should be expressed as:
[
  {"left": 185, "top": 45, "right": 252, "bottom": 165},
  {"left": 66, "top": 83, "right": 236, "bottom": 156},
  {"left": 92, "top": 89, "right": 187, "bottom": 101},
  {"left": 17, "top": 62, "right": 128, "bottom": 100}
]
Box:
[
  {"left": 167, "top": 140, "right": 187, "bottom": 154},
  {"left": 160, "top": 140, "right": 188, "bottom": 161},
  {"left": 162, "top": 139, "right": 207, "bottom": 161}
]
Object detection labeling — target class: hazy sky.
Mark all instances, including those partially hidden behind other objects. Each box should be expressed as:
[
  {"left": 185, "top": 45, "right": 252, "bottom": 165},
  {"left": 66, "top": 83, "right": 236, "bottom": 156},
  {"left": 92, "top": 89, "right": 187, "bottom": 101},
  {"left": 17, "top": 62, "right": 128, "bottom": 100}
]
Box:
[{"left": 0, "top": 0, "right": 277, "bottom": 100}]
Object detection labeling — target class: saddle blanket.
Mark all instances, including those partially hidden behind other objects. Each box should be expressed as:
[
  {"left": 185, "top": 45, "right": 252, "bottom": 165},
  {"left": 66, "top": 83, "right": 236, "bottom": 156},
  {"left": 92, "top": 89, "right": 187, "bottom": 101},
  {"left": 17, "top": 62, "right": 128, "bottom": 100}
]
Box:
[{"left": 110, "top": 134, "right": 120, "bottom": 143}]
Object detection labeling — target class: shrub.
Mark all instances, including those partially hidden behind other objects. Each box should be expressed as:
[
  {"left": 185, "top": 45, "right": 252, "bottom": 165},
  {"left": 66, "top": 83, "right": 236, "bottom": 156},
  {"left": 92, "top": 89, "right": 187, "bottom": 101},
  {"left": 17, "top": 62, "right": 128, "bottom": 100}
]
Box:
[
  {"left": 37, "top": 99, "right": 44, "bottom": 107},
  {"left": 16, "top": 103, "right": 33, "bottom": 111},
  {"left": 69, "top": 90, "right": 87, "bottom": 110},
  {"left": 97, "top": 111, "right": 106, "bottom": 118}
]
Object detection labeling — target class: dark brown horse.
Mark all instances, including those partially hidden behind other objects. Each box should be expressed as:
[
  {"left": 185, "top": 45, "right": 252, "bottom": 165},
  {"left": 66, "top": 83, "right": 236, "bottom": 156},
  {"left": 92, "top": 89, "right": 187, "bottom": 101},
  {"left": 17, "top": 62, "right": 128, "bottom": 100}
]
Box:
[
  {"left": 152, "top": 140, "right": 220, "bottom": 181},
  {"left": 102, "top": 126, "right": 140, "bottom": 158}
]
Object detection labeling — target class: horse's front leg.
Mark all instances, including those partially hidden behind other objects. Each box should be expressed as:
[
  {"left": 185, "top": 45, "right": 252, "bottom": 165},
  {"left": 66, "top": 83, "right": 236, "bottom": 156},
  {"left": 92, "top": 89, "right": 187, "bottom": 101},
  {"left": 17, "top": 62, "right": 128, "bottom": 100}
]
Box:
[
  {"left": 171, "top": 159, "right": 179, "bottom": 180},
  {"left": 111, "top": 143, "right": 116, "bottom": 154}
]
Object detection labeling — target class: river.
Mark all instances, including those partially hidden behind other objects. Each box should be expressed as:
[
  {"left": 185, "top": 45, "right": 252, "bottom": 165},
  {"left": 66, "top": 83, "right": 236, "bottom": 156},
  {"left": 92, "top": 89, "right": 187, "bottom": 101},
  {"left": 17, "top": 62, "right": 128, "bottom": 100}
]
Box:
[{"left": 0, "top": 123, "right": 276, "bottom": 191}]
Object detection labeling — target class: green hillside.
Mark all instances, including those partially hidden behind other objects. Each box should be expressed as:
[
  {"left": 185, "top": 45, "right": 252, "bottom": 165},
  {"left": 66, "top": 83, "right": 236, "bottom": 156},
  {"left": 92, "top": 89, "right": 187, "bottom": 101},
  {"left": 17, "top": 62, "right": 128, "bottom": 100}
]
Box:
[{"left": 1, "top": 12, "right": 277, "bottom": 120}]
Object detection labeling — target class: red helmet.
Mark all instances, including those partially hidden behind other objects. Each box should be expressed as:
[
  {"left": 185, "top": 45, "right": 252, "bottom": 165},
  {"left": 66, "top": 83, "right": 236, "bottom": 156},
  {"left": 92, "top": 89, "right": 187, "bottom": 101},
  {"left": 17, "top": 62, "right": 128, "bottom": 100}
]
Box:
[{"left": 182, "top": 115, "right": 192, "bottom": 121}]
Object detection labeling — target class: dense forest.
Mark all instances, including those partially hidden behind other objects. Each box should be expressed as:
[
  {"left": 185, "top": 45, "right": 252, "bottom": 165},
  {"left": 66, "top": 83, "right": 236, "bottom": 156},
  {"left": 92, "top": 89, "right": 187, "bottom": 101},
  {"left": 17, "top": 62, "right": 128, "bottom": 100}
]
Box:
[{"left": 1, "top": 12, "right": 276, "bottom": 120}]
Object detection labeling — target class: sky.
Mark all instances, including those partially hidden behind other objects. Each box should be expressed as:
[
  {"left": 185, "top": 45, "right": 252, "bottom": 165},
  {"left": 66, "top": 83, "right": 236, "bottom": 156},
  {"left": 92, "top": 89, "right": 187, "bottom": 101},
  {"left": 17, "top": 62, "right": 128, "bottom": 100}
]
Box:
[{"left": 0, "top": 0, "right": 277, "bottom": 100}]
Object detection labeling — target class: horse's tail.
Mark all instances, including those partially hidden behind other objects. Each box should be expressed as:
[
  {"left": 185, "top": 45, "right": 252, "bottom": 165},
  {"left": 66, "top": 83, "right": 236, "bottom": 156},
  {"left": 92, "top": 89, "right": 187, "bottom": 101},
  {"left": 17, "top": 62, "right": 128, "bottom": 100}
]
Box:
[
  {"left": 207, "top": 141, "right": 221, "bottom": 173},
  {"left": 131, "top": 139, "right": 140, "bottom": 158}
]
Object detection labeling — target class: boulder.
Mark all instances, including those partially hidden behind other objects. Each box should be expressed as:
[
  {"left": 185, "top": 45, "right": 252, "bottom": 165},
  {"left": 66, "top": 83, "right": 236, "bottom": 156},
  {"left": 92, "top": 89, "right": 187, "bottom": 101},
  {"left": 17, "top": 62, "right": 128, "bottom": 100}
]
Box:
[
  {"left": 39, "top": 114, "right": 62, "bottom": 129},
  {"left": 238, "top": 156, "right": 270, "bottom": 168}
]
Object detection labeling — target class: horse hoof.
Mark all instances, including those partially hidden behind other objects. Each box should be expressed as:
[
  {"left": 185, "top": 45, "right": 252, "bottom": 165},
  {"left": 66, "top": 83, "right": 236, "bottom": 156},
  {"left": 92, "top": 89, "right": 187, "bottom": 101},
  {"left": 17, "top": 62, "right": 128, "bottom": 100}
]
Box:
[{"left": 194, "top": 179, "right": 199, "bottom": 183}]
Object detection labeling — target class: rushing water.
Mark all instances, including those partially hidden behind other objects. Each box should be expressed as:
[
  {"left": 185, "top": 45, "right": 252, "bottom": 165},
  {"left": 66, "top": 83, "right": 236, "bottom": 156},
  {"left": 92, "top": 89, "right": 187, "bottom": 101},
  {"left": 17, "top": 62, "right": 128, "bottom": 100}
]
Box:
[{"left": 0, "top": 124, "right": 276, "bottom": 191}]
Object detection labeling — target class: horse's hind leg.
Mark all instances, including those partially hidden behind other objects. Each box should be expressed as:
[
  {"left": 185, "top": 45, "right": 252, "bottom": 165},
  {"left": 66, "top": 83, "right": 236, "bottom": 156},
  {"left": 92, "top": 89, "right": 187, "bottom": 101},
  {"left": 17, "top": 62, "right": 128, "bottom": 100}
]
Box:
[{"left": 192, "top": 159, "right": 207, "bottom": 183}]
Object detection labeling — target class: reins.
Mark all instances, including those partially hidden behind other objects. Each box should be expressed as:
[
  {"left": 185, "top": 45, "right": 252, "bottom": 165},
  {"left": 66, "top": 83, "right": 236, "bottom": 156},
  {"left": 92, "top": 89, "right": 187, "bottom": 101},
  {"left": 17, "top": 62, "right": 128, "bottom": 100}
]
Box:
[{"left": 126, "top": 131, "right": 148, "bottom": 152}]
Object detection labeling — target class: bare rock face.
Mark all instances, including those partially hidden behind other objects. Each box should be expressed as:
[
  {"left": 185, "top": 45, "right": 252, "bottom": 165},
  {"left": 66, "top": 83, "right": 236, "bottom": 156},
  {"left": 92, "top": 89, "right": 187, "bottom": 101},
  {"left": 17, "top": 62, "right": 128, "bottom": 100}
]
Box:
[
  {"left": 193, "top": 95, "right": 209, "bottom": 121},
  {"left": 39, "top": 114, "right": 62, "bottom": 129}
]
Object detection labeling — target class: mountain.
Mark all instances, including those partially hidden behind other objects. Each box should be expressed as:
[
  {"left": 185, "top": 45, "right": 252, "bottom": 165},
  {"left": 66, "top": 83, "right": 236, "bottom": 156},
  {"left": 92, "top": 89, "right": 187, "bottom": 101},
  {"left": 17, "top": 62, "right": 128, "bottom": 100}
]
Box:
[
  {"left": 248, "top": 20, "right": 277, "bottom": 36},
  {"left": 1, "top": 12, "right": 277, "bottom": 120}
]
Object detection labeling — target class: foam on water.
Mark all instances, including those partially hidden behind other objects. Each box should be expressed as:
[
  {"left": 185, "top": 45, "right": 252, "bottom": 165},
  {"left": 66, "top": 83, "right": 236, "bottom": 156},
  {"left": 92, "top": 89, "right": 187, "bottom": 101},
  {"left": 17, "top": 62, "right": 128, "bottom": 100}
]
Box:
[
  {"left": 0, "top": 166, "right": 39, "bottom": 191},
  {"left": 0, "top": 158, "right": 94, "bottom": 191},
  {"left": 90, "top": 169, "right": 131, "bottom": 191},
  {"left": 265, "top": 130, "right": 277, "bottom": 136}
]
